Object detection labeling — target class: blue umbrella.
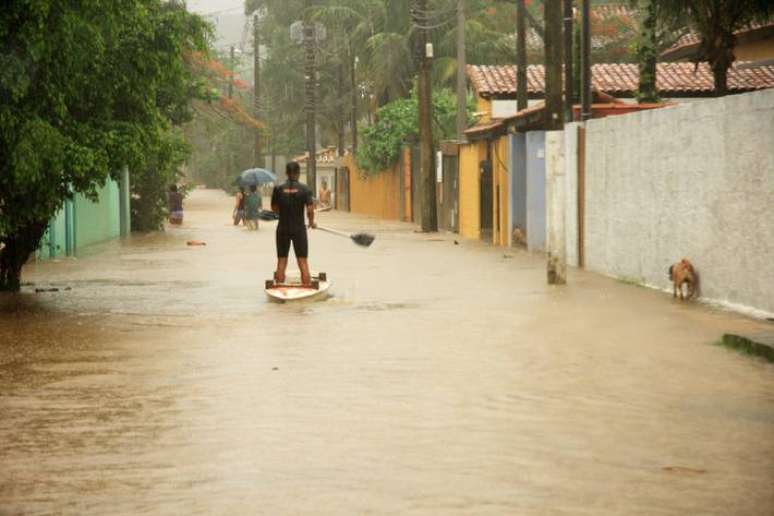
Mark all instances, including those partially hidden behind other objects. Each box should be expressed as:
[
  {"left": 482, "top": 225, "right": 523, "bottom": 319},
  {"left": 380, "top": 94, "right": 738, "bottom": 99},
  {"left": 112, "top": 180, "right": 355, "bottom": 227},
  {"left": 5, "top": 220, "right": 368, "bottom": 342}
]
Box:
[{"left": 237, "top": 168, "right": 277, "bottom": 187}]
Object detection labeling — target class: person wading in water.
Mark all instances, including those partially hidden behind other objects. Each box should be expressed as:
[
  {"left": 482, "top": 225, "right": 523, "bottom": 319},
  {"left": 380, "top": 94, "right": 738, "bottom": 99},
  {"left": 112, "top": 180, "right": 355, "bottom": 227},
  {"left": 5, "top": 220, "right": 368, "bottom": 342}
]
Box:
[{"left": 271, "top": 161, "right": 316, "bottom": 285}]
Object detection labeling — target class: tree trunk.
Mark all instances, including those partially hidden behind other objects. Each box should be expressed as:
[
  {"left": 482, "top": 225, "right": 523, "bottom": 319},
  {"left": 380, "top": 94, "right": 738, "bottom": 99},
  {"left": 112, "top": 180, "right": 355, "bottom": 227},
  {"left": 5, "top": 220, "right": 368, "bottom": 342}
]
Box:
[
  {"left": 712, "top": 62, "right": 728, "bottom": 96},
  {"left": 636, "top": 0, "right": 659, "bottom": 103},
  {"left": 710, "top": 29, "right": 735, "bottom": 97},
  {"left": 0, "top": 221, "right": 48, "bottom": 292}
]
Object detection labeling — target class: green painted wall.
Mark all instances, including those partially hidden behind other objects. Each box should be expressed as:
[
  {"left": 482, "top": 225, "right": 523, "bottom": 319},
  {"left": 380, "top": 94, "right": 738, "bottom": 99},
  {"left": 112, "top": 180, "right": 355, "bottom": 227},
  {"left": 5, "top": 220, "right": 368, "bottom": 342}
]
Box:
[
  {"left": 73, "top": 179, "right": 120, "bottom": 250},
  {"left": 37, "top": 178, "right": 121, "bottom": 260}
]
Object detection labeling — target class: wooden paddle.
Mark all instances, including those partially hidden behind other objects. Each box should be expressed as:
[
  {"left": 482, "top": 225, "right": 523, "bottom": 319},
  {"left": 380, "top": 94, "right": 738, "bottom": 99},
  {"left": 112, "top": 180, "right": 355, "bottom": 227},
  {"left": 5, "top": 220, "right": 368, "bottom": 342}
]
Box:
[{"left": 315, "top": 225, "right": 375, "bottom": 247}]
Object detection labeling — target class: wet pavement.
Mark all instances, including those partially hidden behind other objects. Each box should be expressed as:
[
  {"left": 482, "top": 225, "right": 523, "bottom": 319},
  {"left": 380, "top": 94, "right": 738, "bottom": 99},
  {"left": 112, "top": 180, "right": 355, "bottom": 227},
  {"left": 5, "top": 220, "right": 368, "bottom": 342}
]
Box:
[{"left": 1, "top": 188, "right": 773, "bottom": 515}]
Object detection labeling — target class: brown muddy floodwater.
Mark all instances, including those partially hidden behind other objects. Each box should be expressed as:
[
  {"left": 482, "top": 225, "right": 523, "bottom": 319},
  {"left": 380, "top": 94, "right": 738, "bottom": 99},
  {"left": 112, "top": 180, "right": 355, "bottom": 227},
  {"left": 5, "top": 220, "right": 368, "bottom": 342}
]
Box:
[{"left": 1, "top": 189, "right": 773, "bottom": 515}]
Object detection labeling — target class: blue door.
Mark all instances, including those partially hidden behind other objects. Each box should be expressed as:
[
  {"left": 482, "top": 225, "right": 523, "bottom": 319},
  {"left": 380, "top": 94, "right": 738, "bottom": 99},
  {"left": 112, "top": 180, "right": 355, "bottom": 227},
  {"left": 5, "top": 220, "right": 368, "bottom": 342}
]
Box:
[
  {"left": 510, "top": 133, "right": 527, "bottom": 246},
  {"left": 526, "top": 131, "right": 546, "bottom": 252}
]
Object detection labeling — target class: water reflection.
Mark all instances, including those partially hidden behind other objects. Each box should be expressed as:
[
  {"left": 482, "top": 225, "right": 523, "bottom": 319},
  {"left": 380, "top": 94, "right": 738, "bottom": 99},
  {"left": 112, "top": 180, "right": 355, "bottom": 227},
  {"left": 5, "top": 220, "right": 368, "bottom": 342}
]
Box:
[{"left": 1, "top": 189, "right": 773, "bottom": 515}]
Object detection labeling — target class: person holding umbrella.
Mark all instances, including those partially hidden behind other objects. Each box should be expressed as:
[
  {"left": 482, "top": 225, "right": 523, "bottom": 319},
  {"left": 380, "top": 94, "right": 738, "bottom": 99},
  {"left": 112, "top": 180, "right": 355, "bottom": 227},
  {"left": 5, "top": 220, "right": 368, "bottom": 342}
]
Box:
[
  {"left": 244, "top": 184, "right": 261, "bottom": 230},
  {"left": 233, "top": 186, "right": 246, "bottom": 226},
  {"left": 271, "top": 161, "right": 316, "bottom": 286}
]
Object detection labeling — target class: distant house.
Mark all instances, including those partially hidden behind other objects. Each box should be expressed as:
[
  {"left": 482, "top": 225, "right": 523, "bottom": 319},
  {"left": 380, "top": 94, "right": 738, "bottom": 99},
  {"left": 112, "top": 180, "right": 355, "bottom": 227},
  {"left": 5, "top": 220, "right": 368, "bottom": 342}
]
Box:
[
  {"left": 661, "top": 20, "right": 774, "bottom": 65},
  {"left": 467, "top": 62, "right": 774, "bottom": 121},
  {"left": 294, "top": 146, "right": 350, "bottom": 208},
  {"left": 456, "top": 60, "right": 774, "bottom": 251}
]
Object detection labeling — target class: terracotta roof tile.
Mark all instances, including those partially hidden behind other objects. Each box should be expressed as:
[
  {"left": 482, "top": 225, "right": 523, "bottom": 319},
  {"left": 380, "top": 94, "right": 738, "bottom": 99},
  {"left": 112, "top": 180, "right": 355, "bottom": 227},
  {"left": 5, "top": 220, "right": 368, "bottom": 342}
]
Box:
[
  {"left": 467, "top": 62, "right": 774, "bottom": 98},
  {"left": 662, "top": 20, "right": 774, "bottom": 60}
]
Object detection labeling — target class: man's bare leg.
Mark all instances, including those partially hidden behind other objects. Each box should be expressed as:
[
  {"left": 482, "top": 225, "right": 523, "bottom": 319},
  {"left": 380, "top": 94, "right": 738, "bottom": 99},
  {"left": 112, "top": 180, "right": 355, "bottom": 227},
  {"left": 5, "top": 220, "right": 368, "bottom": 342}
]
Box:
[
  {"left": 297, "top": 258, "right": 311, "bottom": 286},
  {"left": 275, "top": 257, "right": 288, "bottom": 284}
]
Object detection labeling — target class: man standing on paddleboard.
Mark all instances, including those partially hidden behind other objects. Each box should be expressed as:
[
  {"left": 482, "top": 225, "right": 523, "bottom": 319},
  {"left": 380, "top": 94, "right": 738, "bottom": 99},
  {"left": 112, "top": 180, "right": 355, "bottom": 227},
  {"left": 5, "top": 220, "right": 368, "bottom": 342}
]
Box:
[{"left": 271, "top": 161, "right": 316, "bottom": 286}]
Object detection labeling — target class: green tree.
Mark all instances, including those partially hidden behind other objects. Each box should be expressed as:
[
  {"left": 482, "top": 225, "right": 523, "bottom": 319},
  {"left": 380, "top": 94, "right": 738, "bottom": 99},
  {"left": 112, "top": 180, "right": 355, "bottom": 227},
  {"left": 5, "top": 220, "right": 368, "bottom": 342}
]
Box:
[
  {"left": 356, "top": 88, "right": 473, "bottom": 173},
  {"left": 0, "top": 0, "right": 210, "bottom": 291}
]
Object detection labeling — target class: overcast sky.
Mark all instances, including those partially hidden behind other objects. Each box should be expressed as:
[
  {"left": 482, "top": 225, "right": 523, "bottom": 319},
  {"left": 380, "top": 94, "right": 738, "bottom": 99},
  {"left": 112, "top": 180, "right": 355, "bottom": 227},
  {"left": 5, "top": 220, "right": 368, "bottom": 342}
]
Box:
[
  {"left": 187, "top": 0, "right": 247, "bottom": 50},
  {"left": 187, "top": 0, "right": 243, "bottom": 16}
]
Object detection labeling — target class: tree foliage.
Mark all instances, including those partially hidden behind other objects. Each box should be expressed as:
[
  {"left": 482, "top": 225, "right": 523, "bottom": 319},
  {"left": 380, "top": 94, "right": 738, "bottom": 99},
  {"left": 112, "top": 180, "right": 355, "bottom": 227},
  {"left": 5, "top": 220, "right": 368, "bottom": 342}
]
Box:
[
  {"left": 356, "top": 88, "right": 474, "bottom": 173},
  {"left": 0, "top": 0, "right": 211, "bottom": 290}
]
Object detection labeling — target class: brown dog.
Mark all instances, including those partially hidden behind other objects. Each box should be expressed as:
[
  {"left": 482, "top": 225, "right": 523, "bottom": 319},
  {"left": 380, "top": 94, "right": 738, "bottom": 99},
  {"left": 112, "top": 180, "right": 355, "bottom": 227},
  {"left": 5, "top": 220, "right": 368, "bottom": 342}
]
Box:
[{"left": 669, "top": 258, "right": 696, "bottom": 300}]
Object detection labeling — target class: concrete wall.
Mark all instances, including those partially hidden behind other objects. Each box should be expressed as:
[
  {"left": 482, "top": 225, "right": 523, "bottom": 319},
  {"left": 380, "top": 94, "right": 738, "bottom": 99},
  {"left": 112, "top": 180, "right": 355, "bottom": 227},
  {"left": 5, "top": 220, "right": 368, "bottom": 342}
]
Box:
[
  {"left": 344, "top": 156, "right": 402, "bottom": 221},
  {"left": 526, "top": 131, "right": 546, "bottom": 252},
  {"left": 583, "top": 88, "right": 774, "bottom": 314},
  {"left": 564, "top": 123, "right": 581, "bottom": 267}
]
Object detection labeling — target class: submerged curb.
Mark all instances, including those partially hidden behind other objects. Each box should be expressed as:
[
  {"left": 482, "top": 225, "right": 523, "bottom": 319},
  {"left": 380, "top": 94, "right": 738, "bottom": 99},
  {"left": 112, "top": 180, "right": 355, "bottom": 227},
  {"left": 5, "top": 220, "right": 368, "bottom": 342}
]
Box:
[{"left": 719, "top": 333, "right": 774, "bottom": 363}]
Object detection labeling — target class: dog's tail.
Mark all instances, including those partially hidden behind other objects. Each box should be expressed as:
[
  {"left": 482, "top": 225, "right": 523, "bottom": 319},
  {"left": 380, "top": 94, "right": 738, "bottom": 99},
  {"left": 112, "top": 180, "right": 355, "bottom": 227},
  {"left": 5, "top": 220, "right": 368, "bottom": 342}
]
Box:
[{"left": 668, "top": 265, "right": 674, "bottom": 280}]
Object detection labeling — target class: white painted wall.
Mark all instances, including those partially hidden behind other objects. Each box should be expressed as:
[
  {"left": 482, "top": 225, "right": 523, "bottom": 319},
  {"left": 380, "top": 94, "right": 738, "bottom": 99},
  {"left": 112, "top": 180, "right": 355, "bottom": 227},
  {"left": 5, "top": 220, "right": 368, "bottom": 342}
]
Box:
[
  {"left": 564, "top": 123, "right": 581, "bottom": 268},
  {"left": 582, "top": 89, "right": 774, "bottom": 315}
]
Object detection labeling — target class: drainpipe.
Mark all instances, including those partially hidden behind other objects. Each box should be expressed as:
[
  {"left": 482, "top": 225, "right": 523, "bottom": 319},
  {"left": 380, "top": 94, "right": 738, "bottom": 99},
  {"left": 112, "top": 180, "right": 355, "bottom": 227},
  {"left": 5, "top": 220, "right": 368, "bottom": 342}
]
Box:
[
  {"left": 48, "top": 219, "right": 56, "bottom": 259},
  {"left": 119, "top": 165, "right": 130, "bottom": 237}
]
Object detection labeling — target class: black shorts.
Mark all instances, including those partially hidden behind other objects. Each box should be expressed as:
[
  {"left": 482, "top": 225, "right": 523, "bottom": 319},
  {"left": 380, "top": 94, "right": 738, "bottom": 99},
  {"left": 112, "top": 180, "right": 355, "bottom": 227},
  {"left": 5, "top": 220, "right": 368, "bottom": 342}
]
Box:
[{"left": 276, "top": 228, "right": 308, "bottom": 258}]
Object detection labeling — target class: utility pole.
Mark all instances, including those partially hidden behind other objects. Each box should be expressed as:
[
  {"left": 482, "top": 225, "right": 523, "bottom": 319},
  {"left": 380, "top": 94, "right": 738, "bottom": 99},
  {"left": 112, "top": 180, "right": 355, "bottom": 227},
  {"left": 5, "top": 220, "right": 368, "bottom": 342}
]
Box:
[
  {"left": 253, "top": 14, "right": 263, "bottom": 167},
  {"left": 456, "top": 0, "right": 466, "bottom": 141},
  {"left": 337, "top": 59, "right": 345, "bottom": 156},
  {"left": 516, "top": 0, "right": 527, "bottom": 112},
  {"left": 545, "top": 0, "right": 566, "bottom": 285},
  {"left": 303, "top": 0, "right": 317, "bottom": 190},
  {"left": 350, "top": 43, "right": 358, "bottom": 154},
  {"left": 414, "top": 0, "right": 437, "bottom": 232},
  {"left": 228, "top": 45, "right": 235, "bottom": 99},
  {"left": 544, "top": 0, "right": 563, "bottom": 130},
  {"left": 228, "top": 45, "right": 235, "bottom": 180},
  {"left": 563, "top": 0, "right": 574, "bottom": 121},
  {"left": 580, "top": 0, "right": 592, "bottom": 120}
]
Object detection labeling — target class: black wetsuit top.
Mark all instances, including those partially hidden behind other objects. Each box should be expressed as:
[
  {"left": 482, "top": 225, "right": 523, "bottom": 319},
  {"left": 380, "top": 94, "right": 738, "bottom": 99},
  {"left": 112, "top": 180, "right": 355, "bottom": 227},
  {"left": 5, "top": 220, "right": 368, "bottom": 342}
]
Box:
[
  {"left": 271, "top": 180, "right": 314, "bottom": 258},
  {"left": 271, "top": 180, "right": 313, "bottom": 232}
]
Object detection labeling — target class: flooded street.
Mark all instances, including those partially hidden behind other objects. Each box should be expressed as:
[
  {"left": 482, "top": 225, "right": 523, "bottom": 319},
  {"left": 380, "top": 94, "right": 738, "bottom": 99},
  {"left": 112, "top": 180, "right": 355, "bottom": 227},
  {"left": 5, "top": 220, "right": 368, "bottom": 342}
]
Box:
[{"left": 1, "top": 188, "right": 773, "bottom": 515}]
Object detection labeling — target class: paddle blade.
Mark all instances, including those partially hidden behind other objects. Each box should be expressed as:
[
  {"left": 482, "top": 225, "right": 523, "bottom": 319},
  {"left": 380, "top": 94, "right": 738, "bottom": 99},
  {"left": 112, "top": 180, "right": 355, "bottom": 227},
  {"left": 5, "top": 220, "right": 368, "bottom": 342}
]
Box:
[{"left": 351, "top": 233, "right": 375, "bottom": 247}]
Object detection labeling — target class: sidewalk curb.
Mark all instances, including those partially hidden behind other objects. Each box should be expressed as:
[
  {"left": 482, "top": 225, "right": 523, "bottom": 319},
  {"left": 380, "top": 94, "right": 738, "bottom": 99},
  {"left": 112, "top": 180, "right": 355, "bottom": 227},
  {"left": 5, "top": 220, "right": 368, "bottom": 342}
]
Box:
[{"left": 719, "top": 333, "right": 774, "bottom": 363}]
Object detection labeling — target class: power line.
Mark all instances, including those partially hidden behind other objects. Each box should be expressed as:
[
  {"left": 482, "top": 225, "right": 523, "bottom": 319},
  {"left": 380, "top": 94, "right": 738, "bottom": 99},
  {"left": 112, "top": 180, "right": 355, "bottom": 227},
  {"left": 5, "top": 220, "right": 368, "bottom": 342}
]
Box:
[{"left": 197, "top": 5, "right": 243, "bottom": 17}]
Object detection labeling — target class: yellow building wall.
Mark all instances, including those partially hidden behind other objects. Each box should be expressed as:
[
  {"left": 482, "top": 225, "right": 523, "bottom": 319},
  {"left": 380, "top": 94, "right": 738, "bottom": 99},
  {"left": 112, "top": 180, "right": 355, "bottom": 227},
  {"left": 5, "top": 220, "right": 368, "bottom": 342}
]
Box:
[
  {"left": 476, "top": 96, "right": 492, "bottom": 123},
  {"left": 345, "top": 156, "right": 402, "bottom": 220},
  {"left": 736, "top": 37, "right": 774, "bottom": 61},
  {"left": 492, "top": 135, "right": 510, "bottom": 247},
  {"left": 458, "top": 142, "right": 481, "bottom": 239}
]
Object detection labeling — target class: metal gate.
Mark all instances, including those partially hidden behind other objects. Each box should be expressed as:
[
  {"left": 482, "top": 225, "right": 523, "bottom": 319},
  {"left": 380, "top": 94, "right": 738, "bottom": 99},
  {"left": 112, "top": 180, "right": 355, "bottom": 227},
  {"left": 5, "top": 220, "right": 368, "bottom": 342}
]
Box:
[
  {"left": 439, "top": 149, "right": 459, "bottom": 233},
  {"left": 335, "top": 167, "right": 350, "bottom": 211},
  {"left": 410, "top": 146, "right": 421, "bottom": 224},
  {"left": 479, "top": 143, "right": 493, "bottom": 241}
]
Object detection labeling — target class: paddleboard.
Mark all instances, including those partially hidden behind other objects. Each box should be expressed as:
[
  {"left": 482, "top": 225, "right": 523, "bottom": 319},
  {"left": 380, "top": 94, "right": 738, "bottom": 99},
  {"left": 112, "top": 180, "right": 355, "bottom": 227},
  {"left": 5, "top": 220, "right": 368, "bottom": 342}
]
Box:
[{"left": 265, "top": 271, "right": 330, "bottom": 303}]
